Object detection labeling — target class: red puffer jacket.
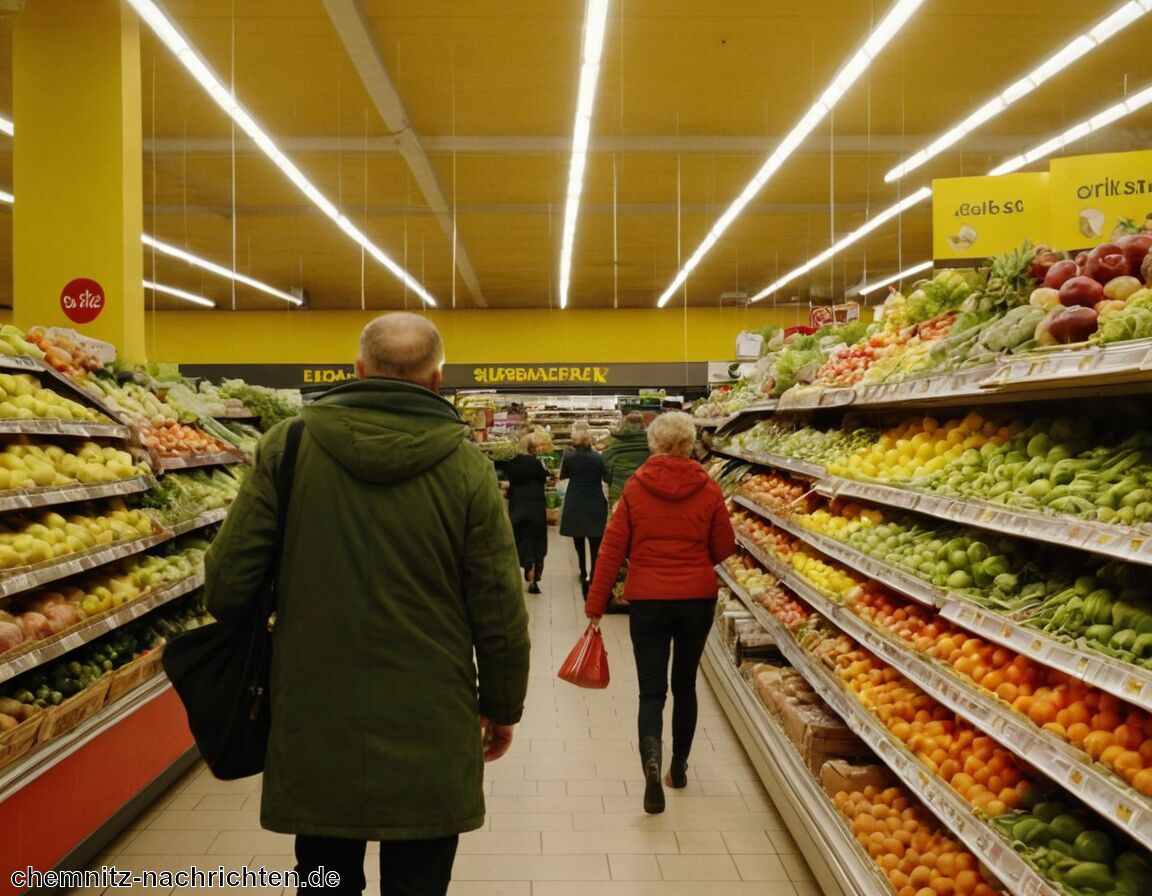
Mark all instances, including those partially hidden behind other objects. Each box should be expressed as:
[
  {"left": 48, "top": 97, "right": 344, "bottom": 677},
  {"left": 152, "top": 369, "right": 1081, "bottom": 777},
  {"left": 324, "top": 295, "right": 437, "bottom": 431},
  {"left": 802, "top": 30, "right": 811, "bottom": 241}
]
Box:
[{"left": 584, "top": 454, "right": 736, "bottom": 617}]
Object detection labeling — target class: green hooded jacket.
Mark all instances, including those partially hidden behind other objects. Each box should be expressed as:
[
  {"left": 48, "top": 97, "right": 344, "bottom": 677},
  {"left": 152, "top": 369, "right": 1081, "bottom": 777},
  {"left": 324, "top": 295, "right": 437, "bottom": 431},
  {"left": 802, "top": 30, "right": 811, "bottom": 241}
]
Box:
[
  {"left": 601, "top": 429, "right": 651, "bottom": 506},
  {"left": 203, "top": 378, "right": 531, "bottom": 841}
]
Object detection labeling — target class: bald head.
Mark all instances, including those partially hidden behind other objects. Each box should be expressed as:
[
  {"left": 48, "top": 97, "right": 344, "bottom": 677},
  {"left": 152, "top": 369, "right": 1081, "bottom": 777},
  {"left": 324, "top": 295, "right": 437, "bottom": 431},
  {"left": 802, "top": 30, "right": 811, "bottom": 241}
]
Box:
[{"left": 356, "top": 313, "right": 445, "bottom": 390}]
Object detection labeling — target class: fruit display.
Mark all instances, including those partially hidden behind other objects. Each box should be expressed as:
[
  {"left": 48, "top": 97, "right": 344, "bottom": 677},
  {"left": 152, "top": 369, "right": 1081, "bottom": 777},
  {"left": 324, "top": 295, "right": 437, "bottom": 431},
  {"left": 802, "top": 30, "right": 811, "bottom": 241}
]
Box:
[
  {"left": 0, "top": 439, "right": 148, "bottom": 491},
  {"left": 722, "top": 555, "right": 811, "bottom": 630},
  {"left": 737, "top": 471, "right": 816, "bottom": 513},
  {"left": 723, "top": 420, "right": 879, "bottom": 467},
  {"left": 826, "top": 412, "right": 1152, "bottom": 529},
  {"left": 834, "top": 785, "right": 1002, "bottom": 896},
  {"left": 0, "top": 499, "right": 155, "bottom": 571},
  {"left": 0, "top": 372, "right": 112, "bottom": 424},
  {"left": 139, "top": 467, "right": 243, "bottom": 525},
  {"left": 23, "top": 326, "right": 106, "bottom": 376},
  {"left": 0, "top": 537, "right": 210, "bottom": 656},
  {"left": 989, "top": 798, "right": 1150, "bottom": 896}
]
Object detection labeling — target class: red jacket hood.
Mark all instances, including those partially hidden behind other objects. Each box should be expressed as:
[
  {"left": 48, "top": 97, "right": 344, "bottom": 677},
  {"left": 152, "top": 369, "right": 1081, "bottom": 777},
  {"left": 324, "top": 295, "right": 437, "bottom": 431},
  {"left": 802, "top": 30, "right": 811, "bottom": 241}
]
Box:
[{"left": 633, "top": 454, "right": 709, "bottom": 501}]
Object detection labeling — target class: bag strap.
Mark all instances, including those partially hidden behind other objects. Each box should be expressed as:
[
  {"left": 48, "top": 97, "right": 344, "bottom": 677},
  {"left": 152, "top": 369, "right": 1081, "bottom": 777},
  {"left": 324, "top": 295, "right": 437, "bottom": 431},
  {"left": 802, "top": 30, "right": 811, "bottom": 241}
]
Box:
[{"left": 263, "top": 418, "right": 305, "bottom": 616}]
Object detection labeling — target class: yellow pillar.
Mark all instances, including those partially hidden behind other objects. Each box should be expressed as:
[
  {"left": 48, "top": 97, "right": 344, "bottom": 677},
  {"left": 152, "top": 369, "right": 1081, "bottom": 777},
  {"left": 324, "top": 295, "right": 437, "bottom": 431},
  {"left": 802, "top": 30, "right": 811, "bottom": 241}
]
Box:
[{"left": 13, "top": 0, "right": 145, "bottom": 361}]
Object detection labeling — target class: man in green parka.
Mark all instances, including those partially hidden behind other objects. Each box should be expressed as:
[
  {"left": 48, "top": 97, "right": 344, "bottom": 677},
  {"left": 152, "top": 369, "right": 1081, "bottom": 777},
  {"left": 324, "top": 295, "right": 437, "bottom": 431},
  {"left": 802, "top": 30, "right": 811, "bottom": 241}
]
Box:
[
  {"left": 601, "top": 411, "right": 651, "bottom": 509},
  {"left": 203, "top": 313, "right": 530, "bottom": 896}
]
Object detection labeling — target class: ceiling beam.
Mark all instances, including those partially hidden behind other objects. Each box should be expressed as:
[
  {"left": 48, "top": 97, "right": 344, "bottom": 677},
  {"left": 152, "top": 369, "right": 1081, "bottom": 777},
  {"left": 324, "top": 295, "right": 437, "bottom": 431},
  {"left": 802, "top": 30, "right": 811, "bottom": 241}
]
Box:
[
  {"left": 320, "top": 0, "right": 487, "bottom": 308},
  {"left": 142, "top": 132, "right": 1152, "bottom": 156}
]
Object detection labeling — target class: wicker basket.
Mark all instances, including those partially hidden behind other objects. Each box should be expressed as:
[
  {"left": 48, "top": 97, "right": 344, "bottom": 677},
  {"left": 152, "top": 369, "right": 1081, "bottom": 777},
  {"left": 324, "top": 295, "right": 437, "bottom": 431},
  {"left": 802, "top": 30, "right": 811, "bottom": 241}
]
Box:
[
  {"left": 105, "top": 649, "right": 164, "bottom": 704},
  {"left": 0, "top": 713, "right": 44, "bottom": 769},
  {"left": 37, "top": 677, "right": 112, "bottom": 744}
]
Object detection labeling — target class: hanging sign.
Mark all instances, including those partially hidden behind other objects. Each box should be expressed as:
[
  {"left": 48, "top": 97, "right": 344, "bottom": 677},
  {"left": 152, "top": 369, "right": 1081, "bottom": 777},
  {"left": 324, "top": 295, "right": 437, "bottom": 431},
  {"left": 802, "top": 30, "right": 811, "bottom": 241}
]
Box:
[
  {"left": 59, "top": 278, "right": 105, "bottom": 324},
  {"left": 932, "top": 172, "right": 1050, "bottom": 262},
  {"left": 1050, "top": 149, "right": 1152, "bottom": 250}
]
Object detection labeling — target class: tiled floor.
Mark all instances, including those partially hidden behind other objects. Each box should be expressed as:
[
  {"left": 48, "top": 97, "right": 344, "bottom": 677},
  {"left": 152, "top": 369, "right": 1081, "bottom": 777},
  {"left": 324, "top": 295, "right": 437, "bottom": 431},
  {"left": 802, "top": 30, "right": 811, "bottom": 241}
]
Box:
[{"left": 81, "top": 531, "right": 821, "bottom": 895}]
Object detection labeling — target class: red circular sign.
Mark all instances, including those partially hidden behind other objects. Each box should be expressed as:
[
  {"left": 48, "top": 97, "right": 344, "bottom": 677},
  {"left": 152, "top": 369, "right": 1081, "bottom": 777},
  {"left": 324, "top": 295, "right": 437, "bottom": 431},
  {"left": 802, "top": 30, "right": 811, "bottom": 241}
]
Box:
[{"left": 60, "top": 278, "right": 105, "bottom": 324}]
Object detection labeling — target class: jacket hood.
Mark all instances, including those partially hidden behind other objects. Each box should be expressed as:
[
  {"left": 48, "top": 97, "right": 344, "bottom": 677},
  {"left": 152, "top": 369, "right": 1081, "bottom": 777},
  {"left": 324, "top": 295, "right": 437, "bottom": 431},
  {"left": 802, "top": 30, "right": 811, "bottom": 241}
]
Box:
[
  {"left": 299, "top": 378, "right": 469, "bottom": 483},
  {"left": 632, "top": 454, "right": 709, "bottom": 501},
  {"left": 612, "top": 430, "right": 650, "bottom": 446}
]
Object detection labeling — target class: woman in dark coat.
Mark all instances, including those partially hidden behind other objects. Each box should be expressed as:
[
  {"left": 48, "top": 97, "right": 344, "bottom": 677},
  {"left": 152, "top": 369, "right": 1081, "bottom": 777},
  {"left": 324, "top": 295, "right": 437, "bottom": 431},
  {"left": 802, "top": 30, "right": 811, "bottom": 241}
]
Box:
[
  {"left": 559, "top": 421, "right": 608, "bottom": 593},
  {"left": 498, "top": 434, "right": 549, "bottom": 593}
]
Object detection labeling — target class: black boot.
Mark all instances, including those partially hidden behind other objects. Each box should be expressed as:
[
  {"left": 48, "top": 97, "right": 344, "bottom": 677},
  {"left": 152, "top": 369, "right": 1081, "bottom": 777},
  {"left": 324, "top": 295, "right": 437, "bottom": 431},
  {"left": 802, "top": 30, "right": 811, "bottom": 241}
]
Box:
[
  {"left": 665, "top": 754, "right": 688, "bottom": 788},
  {"left": 639, "top": 736, "right": 665, "bottom": 814}
]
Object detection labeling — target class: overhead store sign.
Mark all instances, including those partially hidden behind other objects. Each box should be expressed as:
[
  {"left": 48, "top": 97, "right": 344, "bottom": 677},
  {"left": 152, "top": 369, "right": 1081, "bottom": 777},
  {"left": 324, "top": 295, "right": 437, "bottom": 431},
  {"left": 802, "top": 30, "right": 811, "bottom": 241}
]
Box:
[
  {"left": 932, "top": 172, "right": 1050, "bottom": 262},
  {"left": 180, "top": 362, "right": 710, "bottom": 390},
  {"left": 1050, "top": 149, "right": 1152, "bottom": 250}
]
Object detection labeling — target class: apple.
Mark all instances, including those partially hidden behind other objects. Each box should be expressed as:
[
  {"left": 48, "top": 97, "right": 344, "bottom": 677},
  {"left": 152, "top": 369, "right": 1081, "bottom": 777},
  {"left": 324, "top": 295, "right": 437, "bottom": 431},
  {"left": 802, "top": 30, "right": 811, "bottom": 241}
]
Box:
[
  {"left": 1044, "top": 260, "right": 1080, "bottom": 290},
  {"left": 1103, "top": 275, "right": 1143, "bottom": 301},
  {"left": 1029, "top": 287, "right": 1061, "bottom": 308},
  {"left": 1059, "top": 276, "right": 1105, "bottom": 307}
]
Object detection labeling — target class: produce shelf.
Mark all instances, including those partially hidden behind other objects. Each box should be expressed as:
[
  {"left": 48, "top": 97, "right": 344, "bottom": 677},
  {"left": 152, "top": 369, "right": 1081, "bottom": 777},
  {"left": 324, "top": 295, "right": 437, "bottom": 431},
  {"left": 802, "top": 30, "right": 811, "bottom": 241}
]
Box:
[
  {"left": 940, "top": 601, "right": 1152, "bottom": 718},
  {"left": 32, "top": 362, "right": 129, "bottom": 426},
  {"left": 0, "top": 530, "right": 172, "bottom": 601},
  {"left": 715, "top": 565, "right": 1063, "bottom": 896},
  {"left": 0, "top": 474, "right": 156, "bottom": 514},
  {"left": 692, "top": 415, "right": 736, "bottom": 429},
  {"left": 0, "top": 418, "right": 131, "bottom": 440},
  {"left": 727, "top": 542, "right": 1152, "bottom": 850},
  {"left": 776, "top": 387, "right": 855, "bottom": 411},
  {"left": 715, "top": 446, "right": 825, "bottom": 480},
  {"left": 700, "top": 632, "right": 893, "bottom": 896},
  {"left": 158, "top": 450, "right": 243, "bottom": 471},
  {"left": 817, "top": 475, "right": 1152, "bottom": 568},
  {"left": 981, "top": 337, "right": 1152, "bottom": 393},
  {"left": 0, "top": 572, "right": 203, "bottom": 685},
  {"left": 733, "top": 495, "right": 939, "bottom": 608},
  {"left": 850, "top": 365, "right": 1000, "bottom": 408},
  {"left": 168, "top": 506, "right": 228, "bottom": 536}
]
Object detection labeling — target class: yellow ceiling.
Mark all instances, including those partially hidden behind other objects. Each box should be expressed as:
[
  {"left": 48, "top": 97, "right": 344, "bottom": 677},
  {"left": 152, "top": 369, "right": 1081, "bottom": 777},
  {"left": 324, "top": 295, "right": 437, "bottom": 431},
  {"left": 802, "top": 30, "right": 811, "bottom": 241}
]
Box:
[{"left": 1, "top": 0, "right": 1152, "bottom": 312}]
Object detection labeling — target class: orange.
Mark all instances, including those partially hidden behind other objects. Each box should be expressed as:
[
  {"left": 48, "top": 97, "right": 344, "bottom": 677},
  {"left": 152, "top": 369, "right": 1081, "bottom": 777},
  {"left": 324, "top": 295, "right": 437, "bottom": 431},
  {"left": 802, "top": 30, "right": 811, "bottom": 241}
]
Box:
[
  {"left": 1065, "top": 722, "right": 1091, "bottom": 747},
  {"left": 1113, "top": 750, "right": 1144, "bottom": 775},
  {"left": 1114, "top": 723, "right": 1144, "bottom": 751},
  {"left": 1083, "top": 730, "right": 1113, "bottom": 759},
  {"left": 931, "top": 877, "right": 957, "bottom": 896},
  {"left": 1101, "top": 744, "right": 1127, "bottom": 766},
  {"left": 1131, "top": 767, "right": 1152, "bottom": 796}
]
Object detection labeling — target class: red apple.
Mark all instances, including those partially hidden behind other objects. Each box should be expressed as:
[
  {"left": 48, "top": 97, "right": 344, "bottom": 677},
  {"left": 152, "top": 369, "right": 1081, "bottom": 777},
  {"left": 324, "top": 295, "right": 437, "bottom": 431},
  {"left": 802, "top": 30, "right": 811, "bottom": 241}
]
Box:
[
  {"left": 1059, "top": 276, "right": 1105, "bottom": 307},
  {"left": 1044, "top": 260, "right": 1080, "bottom": 290}
]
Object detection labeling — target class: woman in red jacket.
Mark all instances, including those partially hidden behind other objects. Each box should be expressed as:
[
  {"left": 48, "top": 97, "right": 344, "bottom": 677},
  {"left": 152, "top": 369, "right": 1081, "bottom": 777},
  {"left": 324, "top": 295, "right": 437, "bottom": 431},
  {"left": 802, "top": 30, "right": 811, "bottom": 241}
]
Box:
[{"left": 585, "top": 411, "right": 736, "bottom": 814}]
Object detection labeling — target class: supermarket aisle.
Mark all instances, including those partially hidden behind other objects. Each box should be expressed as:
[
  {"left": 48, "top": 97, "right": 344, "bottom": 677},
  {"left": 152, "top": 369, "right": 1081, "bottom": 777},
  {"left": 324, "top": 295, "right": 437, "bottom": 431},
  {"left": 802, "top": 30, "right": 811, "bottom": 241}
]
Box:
[{"left": 79, "top": 531, "right": 818, "bottom": 896}]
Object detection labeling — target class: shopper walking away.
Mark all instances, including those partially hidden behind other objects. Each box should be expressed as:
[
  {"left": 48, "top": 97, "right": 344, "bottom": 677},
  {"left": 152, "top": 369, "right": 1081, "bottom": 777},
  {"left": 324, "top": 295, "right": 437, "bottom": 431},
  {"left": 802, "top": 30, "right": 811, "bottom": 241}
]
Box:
[
  {"left": 601, "top": 411, "right": 651, "bottom": 509},
  {"left": 497, "top": 433, "right": 549, "bottom": 593},
  {"left": 559, "top": 420, "right": 608, "bottom": 595},
  {"left": 203, "top": 312, "right": 531, "bottom": 896},
  {"left": 584, "top": 411, "right": 736, "bottom": 815}
]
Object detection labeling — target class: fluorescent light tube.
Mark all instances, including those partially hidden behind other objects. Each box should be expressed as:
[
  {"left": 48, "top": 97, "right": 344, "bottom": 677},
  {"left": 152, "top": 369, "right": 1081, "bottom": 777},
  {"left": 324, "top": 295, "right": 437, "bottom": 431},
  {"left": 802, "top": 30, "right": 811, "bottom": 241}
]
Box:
[
  {"left": 143, "top": 234, "right": 302, "bottom": 305},
  {"left": 0, "top": 117, "right": 12, "bottom": 138},
  {"left": 0, "top": 190, "right": 12, "bottom": 205},
  {"left": 858, "top": 261, "right": 933, "bottom": 296},
  {"left": 655, "top": 0, "right": 926, "bottom": 308},
  {"left": 557, "top": 0, "right": 611, "bottom": 310},
  {"left": 885, "top": 1, "right": 1150, "bottom": 183},
  {"left": 143, "top": 280, "right": 217, "bottom": 308},
  {"left": 123, "top": 0, "right": 436, "bottom": 306}
]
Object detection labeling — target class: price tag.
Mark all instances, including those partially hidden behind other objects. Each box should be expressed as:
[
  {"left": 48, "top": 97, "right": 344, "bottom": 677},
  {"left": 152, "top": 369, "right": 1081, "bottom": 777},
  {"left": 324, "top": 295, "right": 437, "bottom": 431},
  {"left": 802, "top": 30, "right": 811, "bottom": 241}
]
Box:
[{"left": 1116, "top": 803, "right": 1134, "bottom": 824}]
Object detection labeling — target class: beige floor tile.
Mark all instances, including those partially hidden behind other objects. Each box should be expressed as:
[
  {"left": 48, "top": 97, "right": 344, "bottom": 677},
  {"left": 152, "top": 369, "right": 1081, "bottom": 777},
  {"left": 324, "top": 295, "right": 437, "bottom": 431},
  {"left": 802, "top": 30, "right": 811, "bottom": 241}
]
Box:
[
  {"left": 699, "top": 780, "right": 741, "bottom": 796},
  {"left": 658, "top": 853, "right": 742, "bottom": 880},
  {"left": 194, "top": 794, "right": 248, "bottom": 812},
  {"left": 534, "top": 884, "right": 796, "bottom": 896},
  {"left": 542, "top": 830, "right": 679, "bottom": 854},
  {"left": 99, "top": 854, "right": 254, "bottom": 873},
  {"left": 490, "top": 780, "right": 540, "bottom": 796},
  {"left": 781, "top": 852, "right": 817, "bottom": 882},
  {"left": 536, "top": 780, "right": 568, "bottom": 796},
  {"left": 722, "top": 830, "right": 777, "bottom": 854},
  {"left": 208, "top": 829, "right": 295, "bottom": 854},
  {"left": 675, "top": 831, "right": 728, "bottom": 854},
  {"left": 609, "top": 854, "right": 663, "bottom": 880},
  {"left": 522, "top": 761, "right": 602, "bottom": 781},
  {"left": 457, "top": 832, "right": 542, "bottom": 855},
  {"left": 769, "top": 830, "right": 801, "bottom": 854},
  {"left": 606, "top": 794, "right": 751, "bottom": 814},
  {"left": 733, "top": 853, "right": 792, "bottom": 881},
  {"left": 485, "top": 794, "right": 603, "bottom": 814},
  {"left": 447, "top": 883, "right": 532, "bottom": 896},
  {"left": 145, "top": 809, "right": 262, "bottom": 831},
  {"left": 117, "top": 830, "right": 221, "bottom": 855},
  {"left": 791, "top": 882, "right": 823, "bottom": 896},
  {"left": 489, "top": 813, "right": 574, "bottom": 832},
  {"left": 564, "top": 737, "right": 634, "bottom": 753},
  {"left": 248, "top": 854, "right": 295, "bottom": 872},
  {"left": 451, "top": 853, "right": 610, "bottom": 881},
  {"left": 573, "top": 812, "right": 787, "bottom": 832},
  {"left": 565, "top": 779, "right": 628, "bottom": 796}
]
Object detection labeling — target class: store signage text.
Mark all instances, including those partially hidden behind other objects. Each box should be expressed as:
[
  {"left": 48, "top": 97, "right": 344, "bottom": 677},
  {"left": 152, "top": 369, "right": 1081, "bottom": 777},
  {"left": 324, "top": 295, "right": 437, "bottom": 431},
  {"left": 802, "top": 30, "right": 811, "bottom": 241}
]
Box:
[
  {"left": 472, "top": 366, "right": 610, "bottom": 385},
  {"left": 1075, "top": 177, "right": 1152, "bottom": 200},
  {"left": 952, "top": 199, "right": 1026, "bottom": 217},
  {"left": 60, "top": 277, "right": 105, "bottom": 325},
  {"left": 302, "top": 367, "right": 355, "bottom": 384}
]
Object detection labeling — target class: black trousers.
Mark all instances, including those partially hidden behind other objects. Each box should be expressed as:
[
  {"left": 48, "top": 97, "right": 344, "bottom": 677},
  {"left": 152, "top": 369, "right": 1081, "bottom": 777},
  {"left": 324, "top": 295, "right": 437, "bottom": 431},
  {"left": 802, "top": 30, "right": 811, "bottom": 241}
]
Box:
[
  {"left": 572, "top": 536, "right": 602, "bottom": 577},
  {"left": 295, "top": 833, "right": 459, "bottom": 896},
  {"left": 628, "top": 599, "right": 716, "bottom": 757}
]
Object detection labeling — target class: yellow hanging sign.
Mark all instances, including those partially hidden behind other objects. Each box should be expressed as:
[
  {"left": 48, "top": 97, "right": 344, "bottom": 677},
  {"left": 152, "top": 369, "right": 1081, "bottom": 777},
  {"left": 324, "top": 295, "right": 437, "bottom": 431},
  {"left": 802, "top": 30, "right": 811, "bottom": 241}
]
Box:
[
  {"left": 932, "top": 172, "right": 1050, "bottom": 261},
  {"left": 1050, "top": 149, "right": 1152, "bottom": 249}
]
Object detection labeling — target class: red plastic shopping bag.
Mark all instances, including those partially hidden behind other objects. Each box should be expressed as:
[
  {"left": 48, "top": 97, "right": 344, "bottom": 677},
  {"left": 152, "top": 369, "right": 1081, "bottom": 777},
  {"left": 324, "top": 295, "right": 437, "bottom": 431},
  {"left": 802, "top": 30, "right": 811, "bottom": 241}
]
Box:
[{"left": 557, "top": 624, "right": 610, "bottom": 689}]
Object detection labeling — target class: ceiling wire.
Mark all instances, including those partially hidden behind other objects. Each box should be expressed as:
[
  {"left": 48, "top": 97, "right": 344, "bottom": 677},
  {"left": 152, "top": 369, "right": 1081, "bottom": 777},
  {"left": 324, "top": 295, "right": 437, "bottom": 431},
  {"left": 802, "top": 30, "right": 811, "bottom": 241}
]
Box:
[
  {"left": 362, "top": 107, "right": 368, "bottom": 311},
  {"left": 148, "top": 45, "right": 157, "bottom": 343},
  {"left": 229, "top": 0, "right": 236, "bottom": 312},
  {"left": 451, "top": 47, "right": 458, "bottom": 311},
  {"left": 613, "top": 154, "right": 618, "bottom": 309}
]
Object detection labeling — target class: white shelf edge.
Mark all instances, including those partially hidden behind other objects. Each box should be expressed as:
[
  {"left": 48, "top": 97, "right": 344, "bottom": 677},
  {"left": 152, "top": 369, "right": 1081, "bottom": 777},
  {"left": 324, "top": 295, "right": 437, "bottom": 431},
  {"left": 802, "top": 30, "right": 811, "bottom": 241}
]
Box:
[
  {"left": 700, "top": 633, "right": 892, "bottom": 896},
  {"left": 715, "top": 446, "right": 825, "bottom": 480},
  {"left": 0, "top": 474, "right": 157, "bottom": 514},
  {"left": 0, "top": 530, "right": 172, "bottom": 601},
  {"left": 716, "top": 567, "right": 1063, "bottom": 896}
]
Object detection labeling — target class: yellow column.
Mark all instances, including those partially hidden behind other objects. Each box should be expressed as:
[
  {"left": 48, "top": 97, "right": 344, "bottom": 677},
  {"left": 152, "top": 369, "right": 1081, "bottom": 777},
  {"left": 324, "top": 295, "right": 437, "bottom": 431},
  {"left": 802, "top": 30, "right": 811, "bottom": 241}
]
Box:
[{"left": 13, "top": 0, "right": 145, "bottom": 361}]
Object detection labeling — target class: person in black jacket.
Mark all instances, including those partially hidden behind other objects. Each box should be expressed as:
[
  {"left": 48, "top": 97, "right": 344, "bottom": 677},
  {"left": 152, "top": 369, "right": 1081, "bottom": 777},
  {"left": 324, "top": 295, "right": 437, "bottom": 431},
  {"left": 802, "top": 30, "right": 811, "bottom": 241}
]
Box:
[
  {"left": 498, "top": 434, "right": 550, "bottom": 593},
  {"left": 559, "top": 421, "right": 608, "bottom": 594}
]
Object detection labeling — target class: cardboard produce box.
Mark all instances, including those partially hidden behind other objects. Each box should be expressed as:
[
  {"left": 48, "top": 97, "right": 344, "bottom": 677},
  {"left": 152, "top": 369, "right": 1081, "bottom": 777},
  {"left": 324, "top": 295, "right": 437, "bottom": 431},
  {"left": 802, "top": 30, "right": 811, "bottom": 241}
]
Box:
[
  {"left": 782, "top": 699, "right": 867, "bottom": 774},
  {"left": 819, "top": 759, "right": 896, "bottom": 798}
]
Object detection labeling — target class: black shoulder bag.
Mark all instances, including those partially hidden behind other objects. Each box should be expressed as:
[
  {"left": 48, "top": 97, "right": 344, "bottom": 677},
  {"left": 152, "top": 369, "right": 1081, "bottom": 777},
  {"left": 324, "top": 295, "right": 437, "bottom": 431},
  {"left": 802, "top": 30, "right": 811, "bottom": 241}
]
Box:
[{"left": 162, "top": 418, "right": 304, "bottom": 780}]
